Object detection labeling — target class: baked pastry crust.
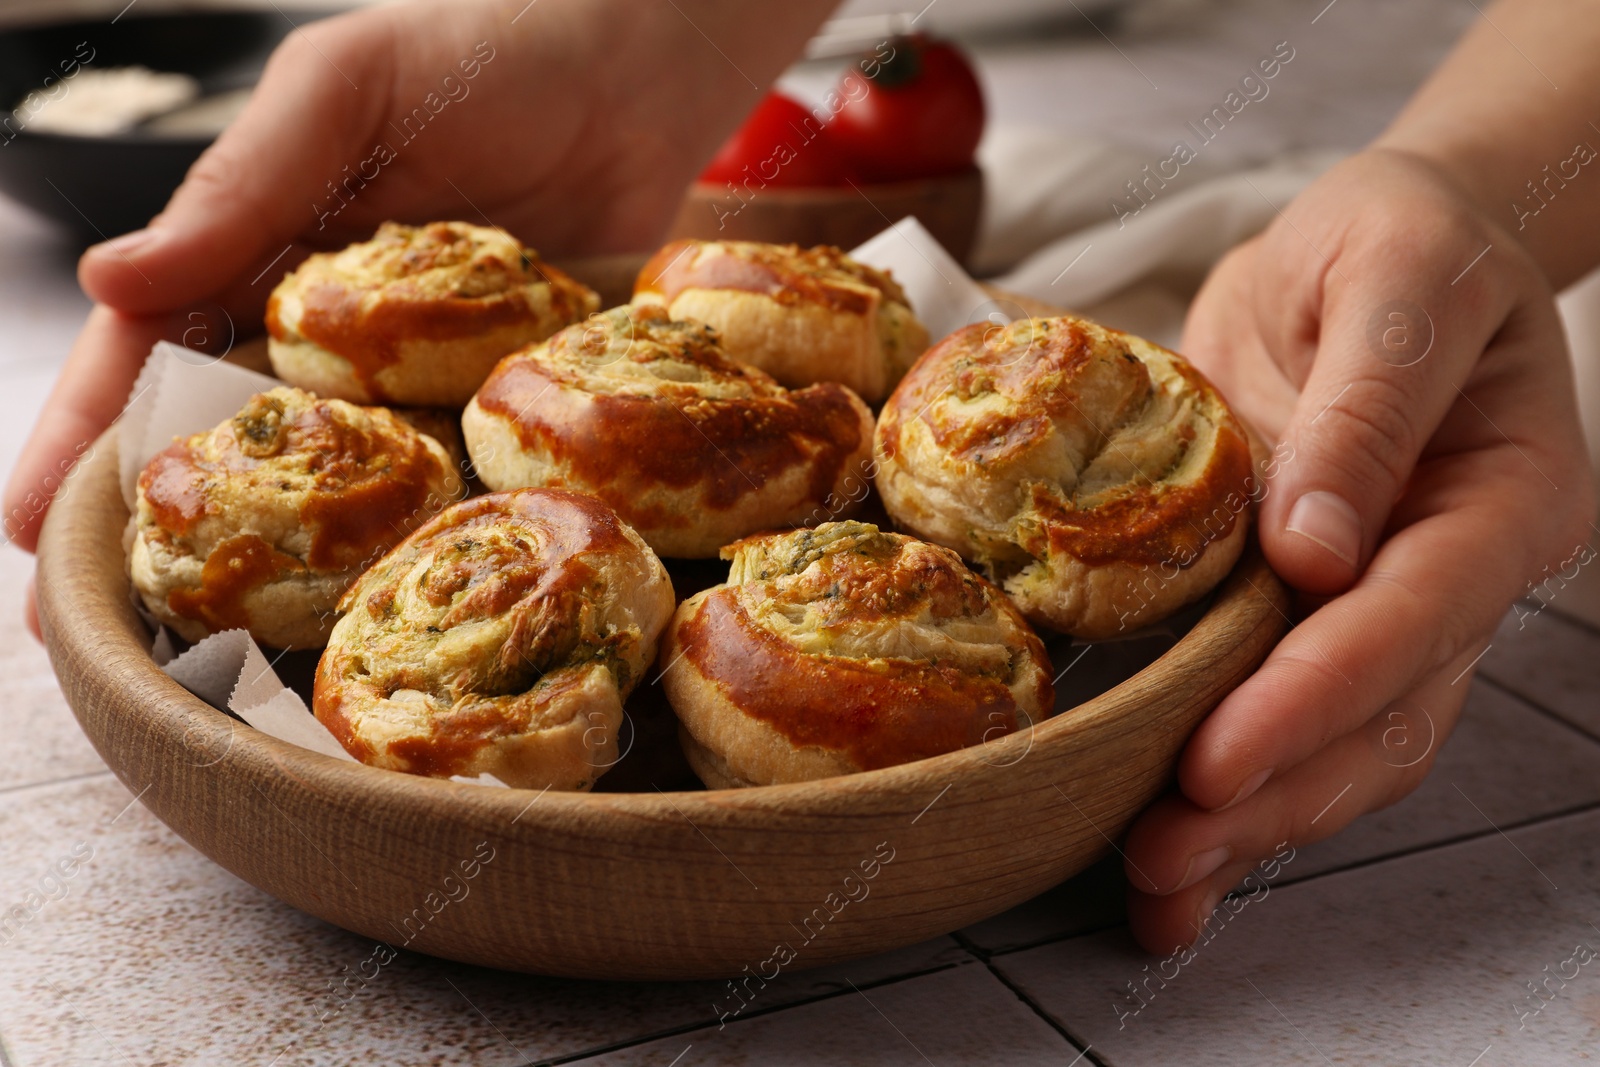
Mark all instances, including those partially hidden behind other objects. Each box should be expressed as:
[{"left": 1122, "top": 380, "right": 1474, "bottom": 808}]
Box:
[
  {"left": 462, "top": 304, "right": 875, "bottom": 558},
  {"left": 874, "top": 314, "right": 1254, "bottom": 640},
  {"left": 130, "top": 387, "right": 463, "bottom": 649},
  {"left": 660, "top": 521, "right": 1055, "bottom": 787},
  {"left": 266, "top": 221, "right": 598, "bottom": 406},
  {"left": 313, "top": 488, "right": 674, "bottom": 790},
  {"left": 632, "top": 239, "right": 929, "bottom": 403}
]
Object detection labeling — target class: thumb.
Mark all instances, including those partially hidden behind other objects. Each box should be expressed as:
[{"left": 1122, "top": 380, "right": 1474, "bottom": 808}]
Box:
[
  {"left": 1258, "top": 257, "right": 1512, "bottom": 596},
  {"left": 77, "top": 15, "right": 386, "bottom": 314}
]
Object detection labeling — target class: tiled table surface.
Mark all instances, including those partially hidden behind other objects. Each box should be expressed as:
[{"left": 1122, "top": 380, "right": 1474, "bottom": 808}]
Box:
[{"left": 5, "top": 1, "right": 1600, "bottom": 1063}]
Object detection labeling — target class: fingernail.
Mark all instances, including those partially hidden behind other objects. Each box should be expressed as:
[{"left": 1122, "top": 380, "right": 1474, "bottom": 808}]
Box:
[
  {"left": 1218, "top": 768, "right": 1272, "bottom": 811},
  {"left": 1175, "top": 845, "right": 1232, "bottom": 892},
  {"left": 94, "top": 227, "right": 162, "bottom": 257},
  {"left": 1285, "top": 490, "right": 1361, "bottom": 567}
]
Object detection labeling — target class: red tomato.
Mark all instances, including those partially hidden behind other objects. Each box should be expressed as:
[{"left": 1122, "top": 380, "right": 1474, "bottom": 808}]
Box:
[
  {"left": 827, "top": 35, "right": 986, "bottom": 183},
  {"left": 699, "top": 92, "right": 854, "bottom": 187}
]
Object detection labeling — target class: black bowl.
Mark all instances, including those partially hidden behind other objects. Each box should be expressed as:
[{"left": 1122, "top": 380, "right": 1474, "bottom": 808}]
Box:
[{"left": 0, "top": 9, "right": 334, "bottom": 241}]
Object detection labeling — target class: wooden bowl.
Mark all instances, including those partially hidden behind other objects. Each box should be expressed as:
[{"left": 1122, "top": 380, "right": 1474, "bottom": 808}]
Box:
[
  {"left": 36, "top": 420, "right": 1287, "bottom": 978},
  {"left": 668, "top": 167, "right": 984, "bottom": 265}
]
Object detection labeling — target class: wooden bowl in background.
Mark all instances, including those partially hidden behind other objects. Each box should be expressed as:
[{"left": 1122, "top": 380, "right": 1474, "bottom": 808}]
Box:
[
  {"left": 668, "top": 167, "right": 984, "bottom": 265},
  {"left": 36, "top": 420, "right": 1287, "bottom": 979}
]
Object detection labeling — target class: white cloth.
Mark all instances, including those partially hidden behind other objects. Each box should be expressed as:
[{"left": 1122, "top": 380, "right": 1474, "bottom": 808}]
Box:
[{"left": 974, "top": 124, "right": 1339, "bottom": 347}]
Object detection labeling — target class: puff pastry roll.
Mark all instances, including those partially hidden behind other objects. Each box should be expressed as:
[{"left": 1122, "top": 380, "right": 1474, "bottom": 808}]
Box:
[
  {"left": 660, "top": 521, "right": 1054, "bottom": 787},
  {"left": 632, "top": 239, "right": 929, "bottom": 403},
  {"left": 267, "top": 221, "right": 597, "bottom": 406},
  {"left": 874, "top": 314, "right": 1254, "bottom": 639},
  {"left": 313, "top": 488, "right": 674, "bottom": 790},
  {"left": 130, "top": 387, "right": 463, "bottom": 649},
  {"left": 462, "top": 304, "right": 875, "bottom": 558}
]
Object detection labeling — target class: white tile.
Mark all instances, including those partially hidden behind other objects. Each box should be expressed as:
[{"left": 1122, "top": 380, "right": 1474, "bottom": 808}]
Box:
[
  {"left": 565, "top": 961, "right": 1079, "bottom": 1066},
  {"left": 0, "top": 544, "right": 106, "bottom": 793},
  {"left": 1480, "top": 605, "right": 1600, "bottom": 739},
  {"left": 1286, "top": 681, "right": 1600, "bottom": 881},
  {"left": 0, "top": 776, "right": 971, "bottom": 1067},
  {"left": 993, "top": 807, "right": 1600, "bottom": 1066},
  {"left": 0, "top": 365, "right": 72, "bottom": 505},
  {"left": 0, "top": 195, "right": 86, "bottom": 378},
  {"left": 962, "top": 681, "right": 1600, "bottom": 955},
  {"left": 1549, "top": 572, "right": 1600, "bottom": 633}
]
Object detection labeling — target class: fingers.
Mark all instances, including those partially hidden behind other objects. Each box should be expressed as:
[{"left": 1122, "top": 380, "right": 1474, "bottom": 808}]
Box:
[
  {"left": 1179, "top": 433, "right": 1570, "bottom": 811},
  {"left": 2, "top": 307, "right": 167, "bottom": 551},
  {"left": 1180, "top": 240, "right": 1303, "bottom": 444},
  {"left": 1124, "top": 649, "right": 1473, "bottom": 954},
  {"left": 78, "top": 12, "right": 386, "bottom": 314},
  {"left": 1178, "top": 220, "right": 1589, "bottom": 811},
  {"left": 1254, "top": 204, "right": 1522, "bottom": 598}
]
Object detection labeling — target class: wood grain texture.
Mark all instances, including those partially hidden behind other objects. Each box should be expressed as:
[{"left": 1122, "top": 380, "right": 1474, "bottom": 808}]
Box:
[
  {"left": 34, "top": 285, "right": 1289, "bottom": 981},
  {"left": 667, "top": 167, "right": 984, "bottom": 266}
]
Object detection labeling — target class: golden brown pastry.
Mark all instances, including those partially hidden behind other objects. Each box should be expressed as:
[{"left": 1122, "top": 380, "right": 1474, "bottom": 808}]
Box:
[
  {"left": 129, "top": 387, "right": 463, "bottom": 649},
  {"left": 314, "top": 488, "right": 674, "bottom": 790},
  {"left": 631, "top": 239, "right": 929, "bottom": 403},
  {"left": 266, "top": 221, "right": 598, "bottom": 406},
  {"left": 874, "top": 314, "right": 1254, "bottom": 640},
  {"left": 659, "top": 522, "right": 1055, "bottom": 787},
  {"left": 461, "top": 304, "right": 875, "bottom": 558}
]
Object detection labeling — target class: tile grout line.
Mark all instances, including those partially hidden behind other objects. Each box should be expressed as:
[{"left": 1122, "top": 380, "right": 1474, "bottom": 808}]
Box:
[
  {"left": 0, "top": 768, "right": 115, "bottom": 801},
  {"left": 1540, "top": 603, "right": 1600, "bottom": 642},
  {"left": 978, "top": 953, "right": 1109, "bottom": 1067},
  {"left": 1473, "top": 672, "right": 1600, "bottom": 747},
  {"left": 525, "top": 958, "right": 970, "bottom": 1066},
  {"left": 944, "top": 935, "right": 1116, "bottom": 1057},
  {"left": 976, "top": 796, "right": 1600, "bottom": 964},
  {"left": 949, "top": 928, "right": 992, "bottom": 961},
  {"left": 958, "top": 916, "right": 1128, "bottom": 962},
  {"left": 1209, "top": 795, "right": 1600, "bottom": 891}
]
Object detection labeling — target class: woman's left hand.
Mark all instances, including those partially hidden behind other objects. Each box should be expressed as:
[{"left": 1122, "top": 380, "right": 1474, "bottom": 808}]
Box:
[{"left": 1120, "top": 148, "right": 1595, "bottom": 952}]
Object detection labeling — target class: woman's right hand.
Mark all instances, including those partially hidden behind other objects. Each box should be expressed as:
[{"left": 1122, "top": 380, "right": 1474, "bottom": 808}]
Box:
[{"left": 3, "top": 0, "right": 833, "bottom": 561}]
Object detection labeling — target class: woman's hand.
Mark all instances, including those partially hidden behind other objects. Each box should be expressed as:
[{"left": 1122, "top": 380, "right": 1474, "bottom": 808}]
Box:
[
  {"left": 1121, "top": 148, "right": 1595, "bottom": 952},
  {"left": 2, "top": 0, "right": 831, "bottom": 564}
]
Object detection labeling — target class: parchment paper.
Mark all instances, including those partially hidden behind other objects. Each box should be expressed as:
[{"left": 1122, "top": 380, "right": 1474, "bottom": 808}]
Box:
[{"left": 849, "top": 216, "right": 1003, "bottom": 341}]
